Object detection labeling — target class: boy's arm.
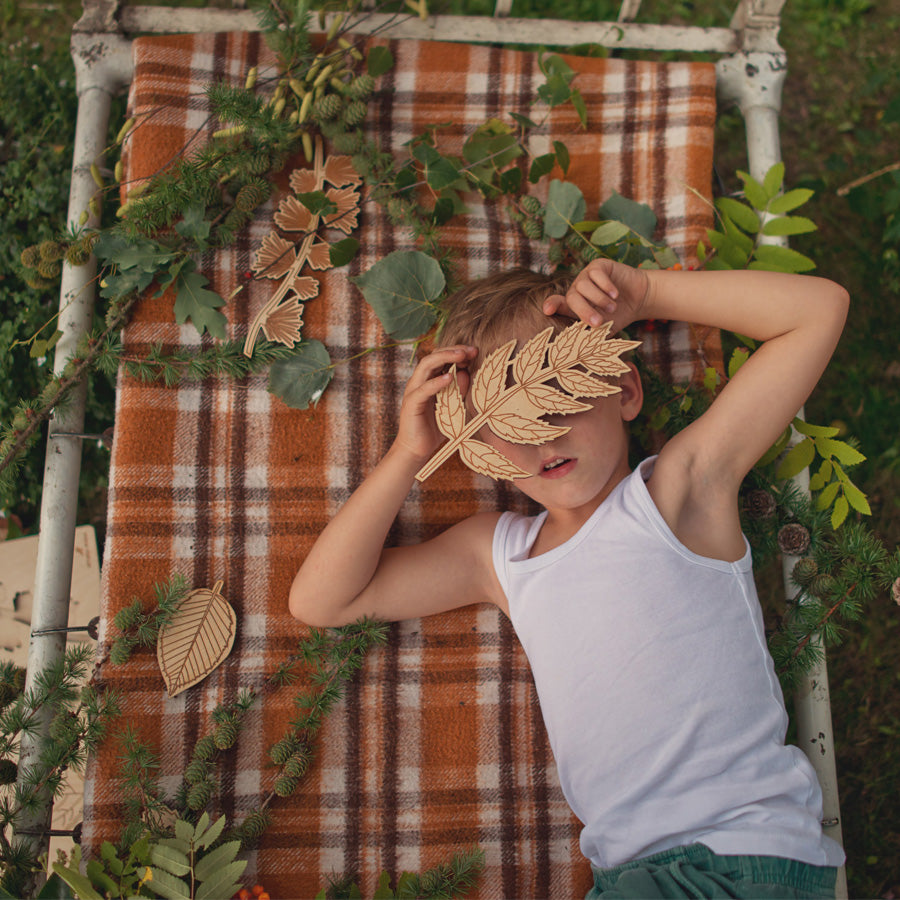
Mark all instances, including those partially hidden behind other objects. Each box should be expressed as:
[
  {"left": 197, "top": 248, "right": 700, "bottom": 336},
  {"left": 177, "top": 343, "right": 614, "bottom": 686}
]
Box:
[
  {"left": 289, "top": 345, "right": 506, "bottom": 627},
  {"left": 546, "top": 262, "right": 849, "bottom": 558}
]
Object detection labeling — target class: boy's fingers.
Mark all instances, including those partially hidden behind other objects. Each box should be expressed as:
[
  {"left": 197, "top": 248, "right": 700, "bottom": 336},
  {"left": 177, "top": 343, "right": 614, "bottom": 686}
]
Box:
[{"left": 409, "top": 346, "right": 475, "bottom": 388}]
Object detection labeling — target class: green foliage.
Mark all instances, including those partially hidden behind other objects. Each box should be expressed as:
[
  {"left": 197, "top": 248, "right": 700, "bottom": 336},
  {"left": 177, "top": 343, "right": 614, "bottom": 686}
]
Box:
[
  {"left": 267, "top": 339, "right": 335, "bottom": 409},
  {"left": 109, "top": 574, "right": 190, "bottom": 666},
  {"left": 698, "top": 163, "right": 818, "bottom": 272}
]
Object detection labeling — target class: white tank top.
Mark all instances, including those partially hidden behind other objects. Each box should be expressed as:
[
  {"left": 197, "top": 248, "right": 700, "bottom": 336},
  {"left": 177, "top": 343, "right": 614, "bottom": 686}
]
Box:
[{"left": 492, "top": 457, "right": 845, "bottom": 870}]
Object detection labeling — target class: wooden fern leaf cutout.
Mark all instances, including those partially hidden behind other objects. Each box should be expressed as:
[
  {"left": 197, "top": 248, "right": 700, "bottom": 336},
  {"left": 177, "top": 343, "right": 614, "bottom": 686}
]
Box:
[
  {"left": 157, "top": 580, "right": 237, "bottom": 697},
  {"left": 416, "top": 321, "right": 641, "bottom": 482},
  {"left": 243, "top": 137, "right": 362, "bottom": 356}
]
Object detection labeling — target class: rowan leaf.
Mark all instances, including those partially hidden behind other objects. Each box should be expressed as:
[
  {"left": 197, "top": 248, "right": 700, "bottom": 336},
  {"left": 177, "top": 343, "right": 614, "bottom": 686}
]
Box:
[
  {"left": 512, "top": 327, "right": 553, "bottom": 384},
  {"left": 487, "top": 412, "right": 570, "bottom": 445},
  {"left": 831, "top": 495, "right": 849, "bottom": 529},
  {"left": 775, "top": 437, "right": 815, "bottom": 480},
  {"left": 435, "top": 366, "right": 466, "bottom": 440},
  {"left": 472, "top": 340, "right": 516, "bottom": 415},
  {"left": 459, "top": 439, "right": 530, "bottom": 480}
]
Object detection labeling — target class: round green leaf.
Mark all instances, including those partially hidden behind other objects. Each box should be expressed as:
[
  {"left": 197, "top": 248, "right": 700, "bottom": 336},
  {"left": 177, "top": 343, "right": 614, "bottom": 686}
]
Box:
[
  {"left": 268, "top": 340, "right": 334, "bottom": 409},
  {"left": 352, "top": 250, "right": 443, "bottom": 339},
  {"left": 329, "top": 238, "right": 360, "bottom": 268},
  {"left": 543, "top": 180, "right": 586, "bottom": 239},
  {"left": 367, "top": 46, "right": 394, "bottom": 76},
  {"left": 590, "top": 220, "right": 631, "bottom": 246}
]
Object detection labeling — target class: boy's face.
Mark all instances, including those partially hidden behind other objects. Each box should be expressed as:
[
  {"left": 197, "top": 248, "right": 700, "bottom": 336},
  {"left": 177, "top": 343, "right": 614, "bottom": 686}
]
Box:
[{"left": 476, "top": 358, "right": 643, "bottom": 517}]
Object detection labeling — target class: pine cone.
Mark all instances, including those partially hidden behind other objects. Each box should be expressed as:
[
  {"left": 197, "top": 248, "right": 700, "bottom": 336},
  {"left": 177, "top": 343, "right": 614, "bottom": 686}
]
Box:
[
  {"left": 37, "top": 260, "right": 62, "bottom": 280},
  {"left": 193, "top": 734, "right": 217, "bottom": 761},
  {"left": 20, "top": 244, "right": 41, "bottom": 268},
  {"left": 39, "top": 240, "right": 64, "bottom": 261},
  {"left": 0, "top": 682, "right": 16, "bottom": 710},
  {"left": 269, "top": 738, "right": 294, "bottom": 766},
  {"left": 522, "top": 219, "right": 543, "bottom": 240},
  {"left": 239, "top": 809, "right": 271, "bottom": 841},
  {"left": 343, "top": 100, "right": 368, "bottom": 127},
  {"left": 791, "top": 557, "right": 818, "bottom": 587},
  {"left": 579, "top": 245, "right": 601, "bottom": 262},
  {"left": 521, "top": 195, "right": 542, "bottom": 215},
  {"left": 284, "top": 752, "right": 310, "bottom": 779},
  {"left": 235, "top": 179, "right": 271, "bottom": 213},
  {"left": 745, "top": 489, "right": 776, "bottom": 520},
  {"left": 892, "top": 577, "right": 900, "bottom": 606},
  {"left": 109, "top": 637, "right": 133, "bottom": 666},
  {"left": 213, "top": 719, "right": 238, "bottom": 750},
  {"left": 777, "top": 523, "right": 811, "bottom": 556},
  {"left": 348, "top": 74, "right": 375, "bottom": 100},
  {"left": 0, "top": 759, "right": 17, "bottom": 786},
  {"left": 186, "top": 780, "right": 213, "bottom": 811},
  {"left": 184, "top": 758, "right": 209, "bottom": 785},
  {"left": 333, "top": 130, "right": 362, "bottom": 154},
  {"left": 65, "top": 242, "right": 91, "bottom": 266},
  {"left": 548, "top": 243, "right": 565, "bottom": 265},
  {"left": 273, "top": 774, "right": 298, "bottom": 798},
  {"left": 313, "top": 93, "right": 343, "bottom": 122},
  {"left": 808, "top": 573, "right": 837, "bottom": 599}
]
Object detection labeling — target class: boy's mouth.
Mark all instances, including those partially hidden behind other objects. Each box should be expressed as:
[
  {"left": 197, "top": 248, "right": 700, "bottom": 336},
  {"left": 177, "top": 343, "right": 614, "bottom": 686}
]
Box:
[{"left": 539, "top": 456, "right": 575, "bottom": 478}]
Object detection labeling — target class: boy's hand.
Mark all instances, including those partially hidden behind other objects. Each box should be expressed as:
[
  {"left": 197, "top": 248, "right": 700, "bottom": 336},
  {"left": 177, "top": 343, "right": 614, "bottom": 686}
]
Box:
[
  {"left": 393, "top": 345, "right": 477, "bottom": 461},
  {"left": 543, "top": 259, "right": 650, "bottom": 332}
]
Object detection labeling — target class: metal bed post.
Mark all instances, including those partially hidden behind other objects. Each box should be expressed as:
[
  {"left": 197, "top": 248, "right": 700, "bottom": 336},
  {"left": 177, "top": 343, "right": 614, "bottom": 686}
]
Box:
[{"left": 13, "top": 13, "right": 132, "bottom": 884}]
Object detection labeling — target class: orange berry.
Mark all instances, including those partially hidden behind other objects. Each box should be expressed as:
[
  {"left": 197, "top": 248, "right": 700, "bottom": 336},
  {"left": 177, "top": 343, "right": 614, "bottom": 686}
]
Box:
[
  {"left": 258, "top": 893, "right": 271, "bottom": 900},
  {"left": 252, "top": 887, "right": 265, "bottom": 897},
  {"left": 238, "top": 890, "right": 252, "bottom": 900}
]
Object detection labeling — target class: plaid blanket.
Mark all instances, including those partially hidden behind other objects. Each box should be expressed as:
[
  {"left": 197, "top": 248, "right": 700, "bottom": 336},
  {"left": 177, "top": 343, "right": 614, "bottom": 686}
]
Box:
[{"left": 83, "top": 31, "right": 717, "bottom": 899}]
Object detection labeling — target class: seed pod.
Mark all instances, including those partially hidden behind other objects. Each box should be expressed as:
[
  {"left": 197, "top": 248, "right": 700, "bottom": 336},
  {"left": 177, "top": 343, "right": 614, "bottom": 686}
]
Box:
[
  {"left": 289, "top": 77, "right": 305, "bottom": 98},
  {"left": 245, "top": 66, "right": 258, "bottom": 90},
  {"left": 89, "top": 196, "right": 101, "bottom": 218},
  {"left": 273, "top": 96, "right": 286, "bottom": 117},
  {"left": 116, "top": 116, "right": 136, "bottom": 144},
  {"left": 90, "top": 163, "right": 104, "bottom": 188},
  {"left": 78, "top": 209, "right": 89, "bottom": 226},
  {"left": 313, "top": 64, "right": 334, "bottom": 88},
  {"left": 114, "top": 159, "right": 123, "bottom": 183},
  {"left": 302, "top": 132, "right": 314, "bottom": 163},
  {"left": 326, "top": 12, "right": 345, "bottom": 39},
  {"left": 298, "top": 89, "right": 314, "bottom": 124},
  {"left": 213, "top": 124, "right": 248, "bottom": 140}
]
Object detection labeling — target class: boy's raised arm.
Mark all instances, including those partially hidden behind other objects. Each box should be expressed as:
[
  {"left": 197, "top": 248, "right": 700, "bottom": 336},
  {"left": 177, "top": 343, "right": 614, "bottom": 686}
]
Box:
[{"left": 289, "top": 345, "right": 503, "bottom": 627}]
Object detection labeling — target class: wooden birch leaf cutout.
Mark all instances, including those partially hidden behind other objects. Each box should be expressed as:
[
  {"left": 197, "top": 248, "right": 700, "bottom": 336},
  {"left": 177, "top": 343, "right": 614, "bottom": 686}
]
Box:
[
  {"left": 157, "top": 580, "right": 237, "bottom": 697},
  {"left": 416, "top": 321, "right": 641, "bottom": 482}
]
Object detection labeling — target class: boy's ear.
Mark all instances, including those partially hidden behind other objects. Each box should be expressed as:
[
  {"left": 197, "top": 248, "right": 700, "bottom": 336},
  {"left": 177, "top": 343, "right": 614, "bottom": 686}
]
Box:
[{"left": 618, "top": 362, "right": 643, "bottom": 422}]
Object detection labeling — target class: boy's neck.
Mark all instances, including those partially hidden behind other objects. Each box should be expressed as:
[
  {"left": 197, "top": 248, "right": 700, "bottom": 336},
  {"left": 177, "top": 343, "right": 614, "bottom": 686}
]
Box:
[{"left": 529, "top": 460, "right": 632, "bottom": 558}]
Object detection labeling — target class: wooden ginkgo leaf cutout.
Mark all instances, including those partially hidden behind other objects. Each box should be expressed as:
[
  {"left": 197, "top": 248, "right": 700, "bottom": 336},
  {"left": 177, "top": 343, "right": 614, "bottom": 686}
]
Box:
[
  {"left": 157, "top": 580, "right": 237, "bottom": 697},
  {"left": 416, "top": 320, "right": 641, "bottom": 482}
]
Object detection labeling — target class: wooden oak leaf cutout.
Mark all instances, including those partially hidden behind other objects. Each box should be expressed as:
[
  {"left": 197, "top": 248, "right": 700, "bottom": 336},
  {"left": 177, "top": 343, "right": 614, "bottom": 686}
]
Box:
[
  {"left": 323, "top": 155, "right": 363, "bottom": 188},
  {"left": 416, "top": 320, "right": 641, "bottom": 482},
  {"left": 157, "top": 580, "right": 236, "bottom": 697},
  {"left": 324, "top": 186, "right": 361, "bottom": 234},
  {"left": 274, "top": 195, "right": 316, "bottom": 233},
  {"left": 289, "top": 168, "right": 318, "bottom": 194},
  {"left": 252, "top": 233, "right": 297, "bottom": 280},
  {"left": 262, "top": 297, "right": 304, "bottom": 346},
  {"left": 307, "top": 241, "right": 332, "bottom": 270}
]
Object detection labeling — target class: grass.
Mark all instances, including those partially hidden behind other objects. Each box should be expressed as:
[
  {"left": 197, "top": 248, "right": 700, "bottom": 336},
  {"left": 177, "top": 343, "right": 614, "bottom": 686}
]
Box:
[{"left": 3, "top": 0, "right": 899, "bottom": 895}]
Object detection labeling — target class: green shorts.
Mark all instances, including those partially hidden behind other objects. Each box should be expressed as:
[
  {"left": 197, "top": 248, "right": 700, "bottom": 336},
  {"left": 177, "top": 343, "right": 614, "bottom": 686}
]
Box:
[{"left": 586, "top": 843, "right": 837, "bottom": 899}]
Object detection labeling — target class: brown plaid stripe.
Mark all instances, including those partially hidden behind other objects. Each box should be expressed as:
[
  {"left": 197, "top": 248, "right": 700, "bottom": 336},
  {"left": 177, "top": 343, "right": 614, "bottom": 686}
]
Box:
[{"left": 83, "top": 32, "right": 717, "bottom": 898}]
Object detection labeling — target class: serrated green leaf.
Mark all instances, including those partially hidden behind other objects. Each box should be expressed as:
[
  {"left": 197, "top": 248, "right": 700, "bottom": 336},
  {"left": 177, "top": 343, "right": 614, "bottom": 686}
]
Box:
[
  {"left": 194, "top": 839, "right": 242, "bottom": 882},
  {"left": 352, "top": 249, "right": 443, "bottom": 339},
  {"left": 843, "top": 480, "right": 871, "bottom": 515},
  {"left": 175, "top": 203, "right": 211, "bottom": 244},
  {"left": 831, "top": 495, "right": 849, "bottom": 529},
  {"left": 528, "top": 152, "right": 556, "bottom": 184},
  {"left": 146, "top": 866, "right": 191, "bottom": 900},
  {"left": 571, "top": 89, "right": 588, "bottom": 127},
  {"left": 727, "top": 346, "right": 750, "bottom": 379},
  {"left": 737, "top": 170, "right": 769, "bottom": 209},
  {"left": 174, "top": 820, "right": 194, "bottom": 844},
  {"left": 720, "top": 214, "right": 754, "bottom": 253},
  {"left": 553, "top": 140, "right": 570, "bottom": 174},
  {"left": 157, "top": 837, "right": 191, "bottom": 855},
  {"left": 768, "top": 188, "right": 815, "bottom": 214},
  {"left": 509, "top": 112, "right": 538, "bottom": 130},
  {"left": 329, "top": 237, "right": 359, "bottom": 268},
  {"left": 498, "top": 166, "right": 522, "bottom": 194},
  {"left": 652, "top": 246, "right": 680, "bottom": 269},
  {"left": 197, "top": 813, "right": 227, "bottom": 850},
  {"left": 809, "top": 458, "right": 833, "bottom": 491},
  {"left": 537, "top": 73, "right": 571, "bottom": 107},
  {"left": 412, "top": 143, "right": 461, "bottom": 192},
  {"left": 194, "top": 860, "right": 247, "bottom": 900},
  {"left": 792, "top": 417, "right": 840, "bottom": 439},
  {"left": 702, "top": 366, "right": 719, "bottom": 394},
  {"left": 590, "top": 220, "right": 631, "bottom": 246},
  {"left": 543, "top": 179, "right": 586, "bottom": 239},
  {"left": 816, "top": 480, "right": 841, "bottom": 510},
  {"left": 295, "top": 191, "right": 337, "bottom": 216},
  {"left": 776, "top": 437, "right": 815, "bottom": 480},
  {"left": 816, "top": 437, "right": 866, "bottom": 466},
  {"left": 367, "top": 46, "right": 394, "bottom": 76},
  {"left": 762, "top": 215, "right": 817, "bottom": 236},
  {"left": 268, "top": 340, "right": 334, "bottom": 409},
  {"left": 151, "top": 844, "right": 191, "bottom": 878},
  {"left": 762, "top": 162, "right": 785, "bottom": 201},
  {"left": 35, "top": 872, "right": 74, "bottom": 899},
  {"left": 193, "top": 812, "right": 211, "bottom": 843},
  {"left": 101, "top": 841, "right": 125, "bottom": 877},
  {"left": 750, "top": 244, "right": 816, "bottom": 273},
  {"left": 716, "top": 197, "right": 760, "bottom": 234},
  {"left": 373, "top": 870, "right": 395, "bottom": 899},
  {"left": 86, "top": 860, "right": 119, "bottom": 896},
  {"left": 173, "top": 268, "right": 228, "bottom": 339}
]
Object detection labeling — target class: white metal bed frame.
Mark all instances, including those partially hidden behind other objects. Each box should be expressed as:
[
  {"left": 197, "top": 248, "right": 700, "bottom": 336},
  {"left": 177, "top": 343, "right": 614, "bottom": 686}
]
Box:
[{"left": 19, "top": 1, "right": 846, "bottom": 895}]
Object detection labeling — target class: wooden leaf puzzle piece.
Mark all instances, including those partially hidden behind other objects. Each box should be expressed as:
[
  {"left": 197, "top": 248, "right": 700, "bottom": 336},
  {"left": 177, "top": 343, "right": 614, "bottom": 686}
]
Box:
[
  {"left": 157, "top": 580, "right": 237, "bottom": 697},
  {"left": 416, "top": 321, "right": 641, "bottom": 482}
]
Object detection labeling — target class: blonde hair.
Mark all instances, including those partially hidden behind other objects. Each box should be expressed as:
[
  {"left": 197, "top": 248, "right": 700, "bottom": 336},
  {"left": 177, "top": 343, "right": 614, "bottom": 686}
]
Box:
[{"left": 437, "top": 268, "right": 575, "bottom": 365}]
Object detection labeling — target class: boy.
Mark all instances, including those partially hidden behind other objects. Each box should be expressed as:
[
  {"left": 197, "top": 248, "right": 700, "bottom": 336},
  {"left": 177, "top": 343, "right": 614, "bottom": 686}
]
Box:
[{"left": 290, "top": 259, "right": 849, "bottom": 898}]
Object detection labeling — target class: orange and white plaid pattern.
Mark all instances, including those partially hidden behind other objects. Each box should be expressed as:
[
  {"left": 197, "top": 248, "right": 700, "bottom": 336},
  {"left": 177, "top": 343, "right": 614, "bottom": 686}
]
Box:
[{"left": 83, "top": 31, "right": 718, "bottom": 899}]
